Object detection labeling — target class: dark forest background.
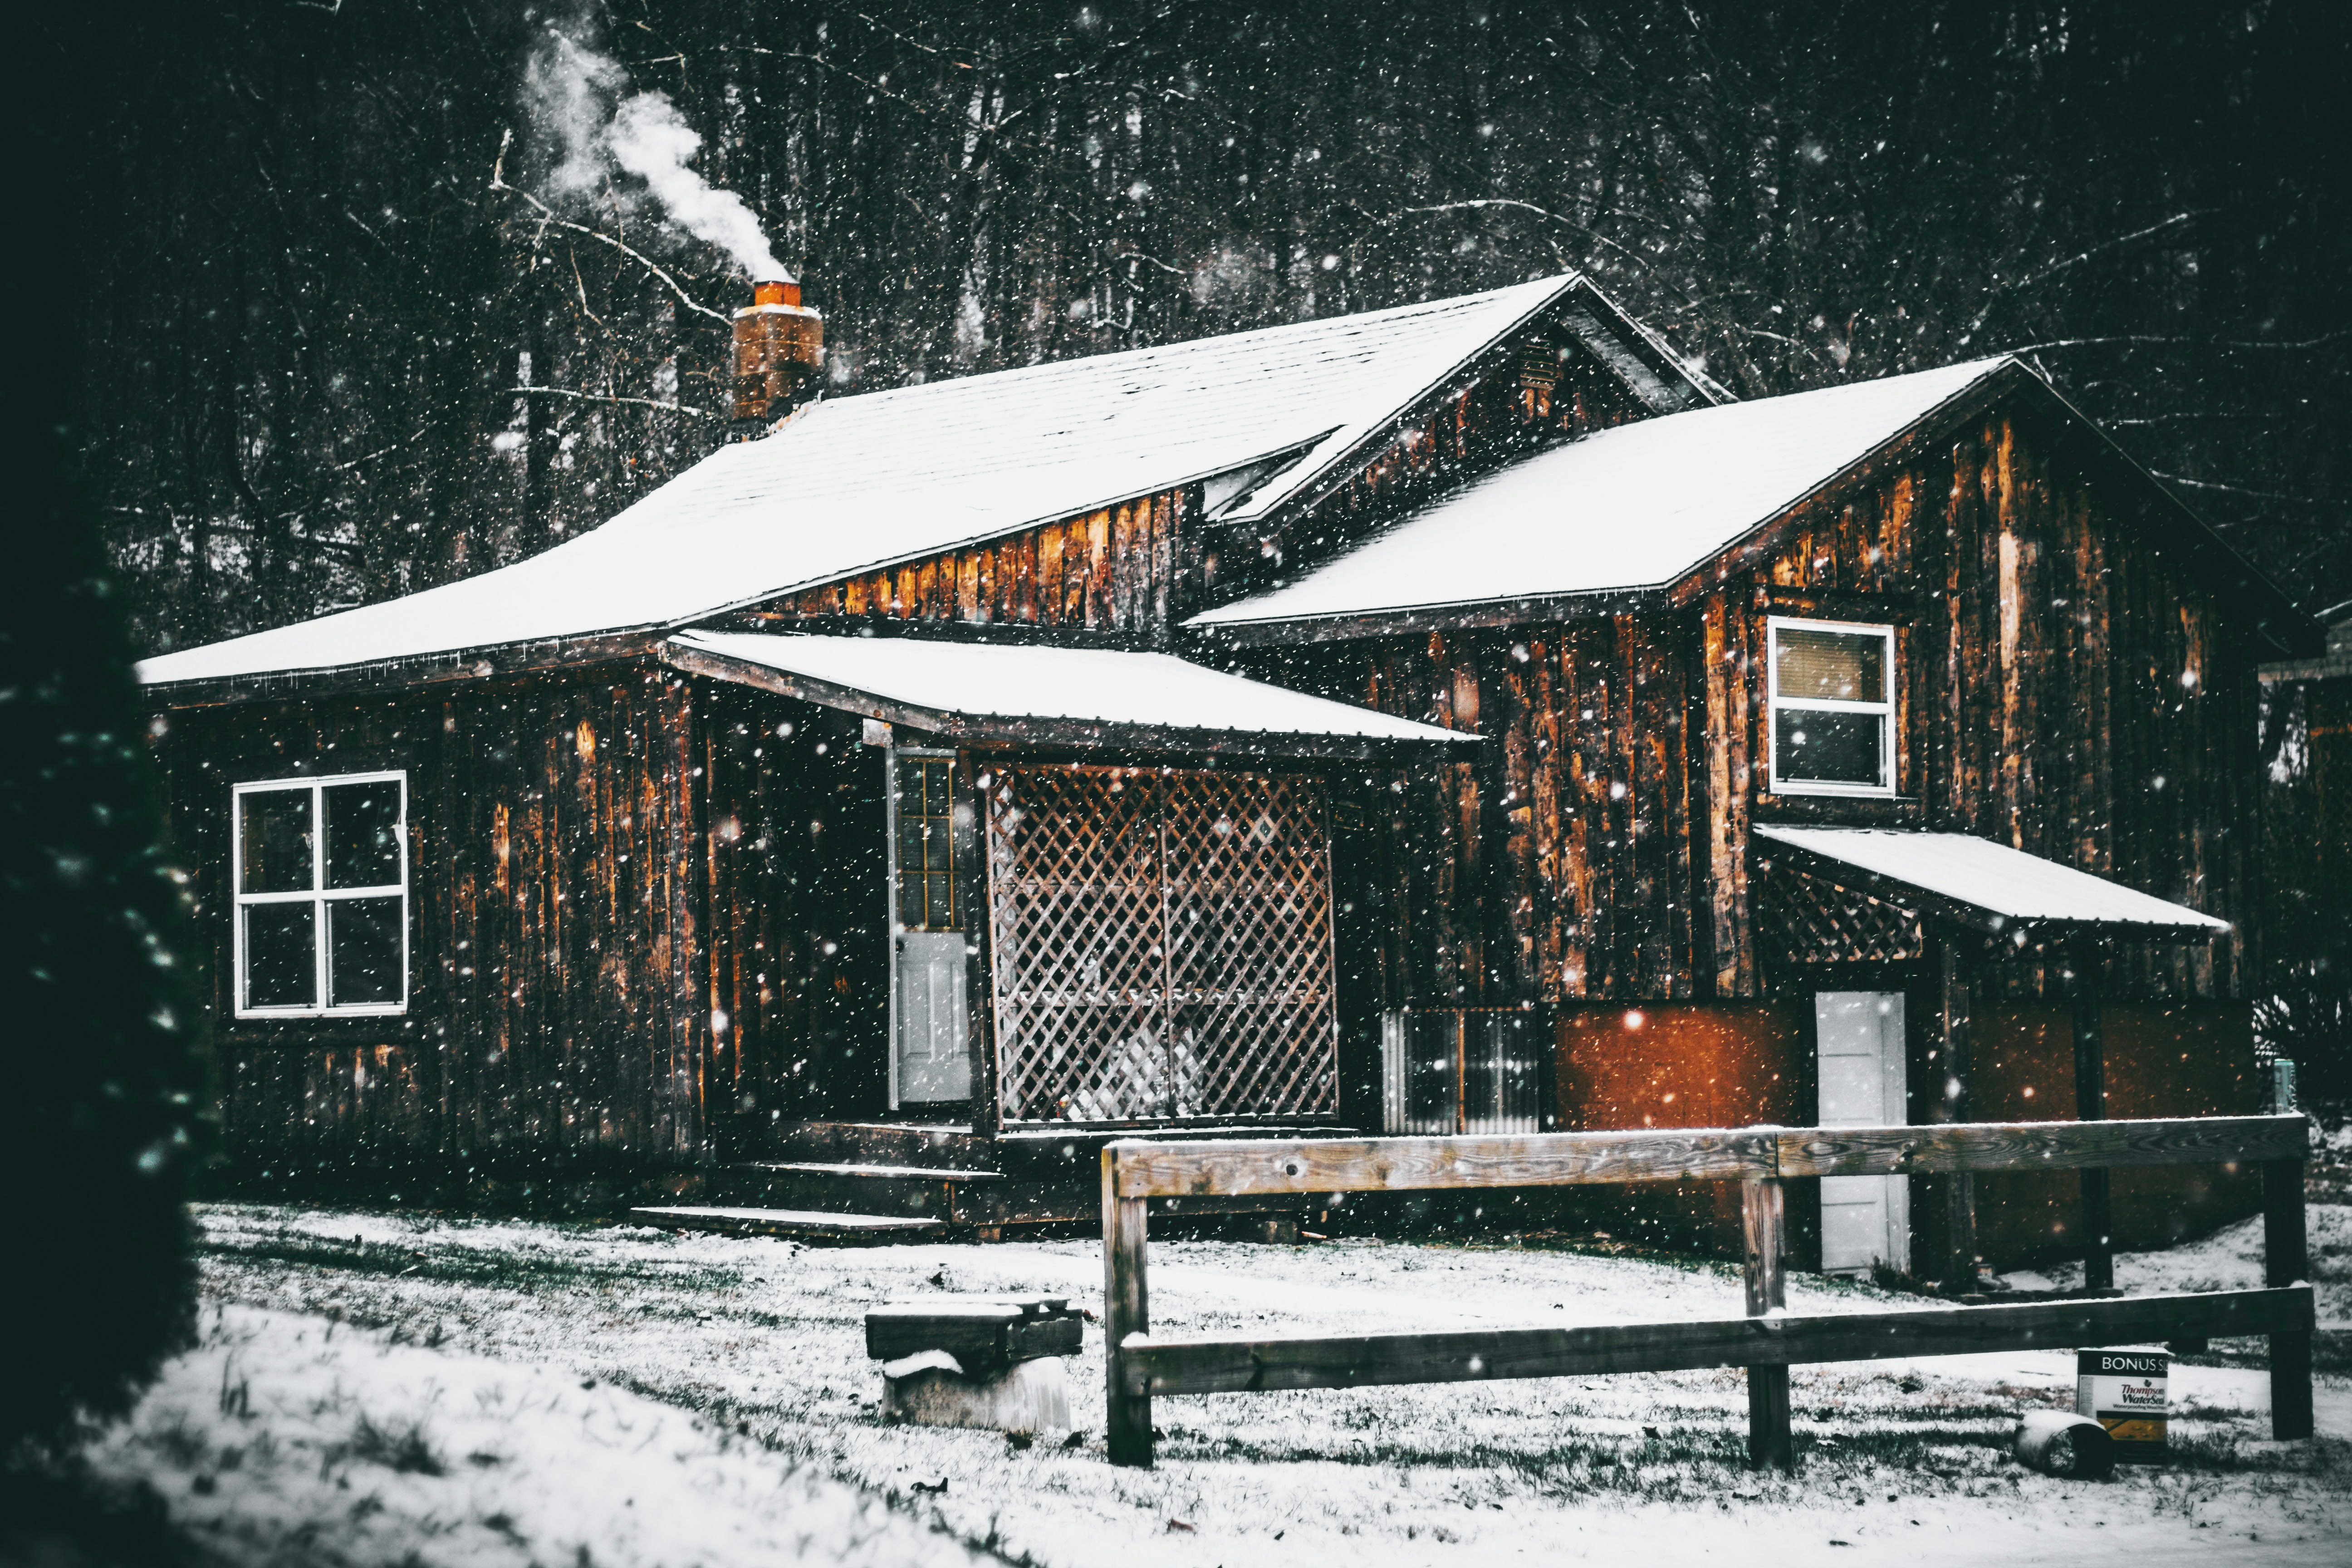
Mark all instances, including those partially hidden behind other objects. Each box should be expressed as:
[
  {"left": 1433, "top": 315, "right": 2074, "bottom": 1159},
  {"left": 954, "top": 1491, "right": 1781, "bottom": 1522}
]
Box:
[{"left": 60, "top": 0, "right": 2352, "bottom": 654}]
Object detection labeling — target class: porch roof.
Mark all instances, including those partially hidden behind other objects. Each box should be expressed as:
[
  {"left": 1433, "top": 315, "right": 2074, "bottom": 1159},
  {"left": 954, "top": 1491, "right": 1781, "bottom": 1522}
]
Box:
[
  {"left": 1754, "top": 826, "right": 2230, "bottom": 941},
  {"left": 662, "top": 630, "right": 1475, "bottom": 759}
]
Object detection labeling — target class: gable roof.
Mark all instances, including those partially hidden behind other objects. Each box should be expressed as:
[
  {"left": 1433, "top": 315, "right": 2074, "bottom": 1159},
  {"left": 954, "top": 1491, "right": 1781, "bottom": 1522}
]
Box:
[
  {"left": 140, "top": 274, "right": 1713, "bottom": 691},
  {"left": 1189, "top": 357, "right": 2013, "bottom": 632}
]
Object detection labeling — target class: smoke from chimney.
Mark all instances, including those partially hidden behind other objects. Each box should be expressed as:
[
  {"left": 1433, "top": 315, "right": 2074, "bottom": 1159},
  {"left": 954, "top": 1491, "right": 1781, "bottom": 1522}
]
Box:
[
  {"left": 523, "top": 20, "right": 793, "bottom": 285},
  {"left": 609, "top": 94, "right": 789, "bottom": 285}
]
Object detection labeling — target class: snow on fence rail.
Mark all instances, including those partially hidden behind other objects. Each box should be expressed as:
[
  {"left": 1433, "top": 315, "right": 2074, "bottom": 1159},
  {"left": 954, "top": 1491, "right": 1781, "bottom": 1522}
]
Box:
[{"left": 1097, "top": 1113, "right": 2314, "bottom": 1470}]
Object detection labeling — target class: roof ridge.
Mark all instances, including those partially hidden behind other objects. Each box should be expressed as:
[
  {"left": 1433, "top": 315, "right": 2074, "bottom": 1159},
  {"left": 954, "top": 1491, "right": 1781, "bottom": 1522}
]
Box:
[{"left": 802, "top": 273, "right": 1579, "bottom": 416}]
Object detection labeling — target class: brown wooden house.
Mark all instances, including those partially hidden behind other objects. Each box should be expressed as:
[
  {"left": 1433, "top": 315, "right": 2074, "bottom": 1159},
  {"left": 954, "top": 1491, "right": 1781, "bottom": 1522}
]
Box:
[{"left": 141, "top": 271, "right": 2315, "bottom": 1270}]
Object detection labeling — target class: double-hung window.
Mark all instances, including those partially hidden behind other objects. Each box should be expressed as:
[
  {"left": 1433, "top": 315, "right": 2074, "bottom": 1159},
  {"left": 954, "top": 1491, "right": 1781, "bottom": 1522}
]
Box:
[
  {"left": 1767, "top": 618, "right": 1896, "bottom": 796},
  {"left": 232, "top": 772, "right": 409, "bottom": 1016}
]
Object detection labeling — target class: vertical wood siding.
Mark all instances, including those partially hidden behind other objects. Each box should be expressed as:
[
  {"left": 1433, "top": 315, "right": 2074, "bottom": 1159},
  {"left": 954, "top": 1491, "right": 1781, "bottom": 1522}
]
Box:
[
  {"left": 1320, "top": 616, "right": 1701, "bottom": 1007},
  {"left": 695, "top": 684, "right": 890, "bottom": 1134},
  {"left": 751, "top": 487, "right": 1197, "bottom": 638},
  {"left": 166, "top": 662, "right": 725, "bottom": 1171},
  {"left": 1711, "top": 405, "right": 2256, "bottom": 1002},
  {"left": 166, "top": 664, "right": 902, "bottom": 1171}
]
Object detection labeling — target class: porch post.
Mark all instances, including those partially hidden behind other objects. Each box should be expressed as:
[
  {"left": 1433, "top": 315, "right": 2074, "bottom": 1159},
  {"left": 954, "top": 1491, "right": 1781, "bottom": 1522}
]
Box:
[
  {"left": 959, "top": 753, "right": 1000, "bottom": 1137},
  {"left": 2068, "top": 937, "right": 2114, "bottom": 1293},
  {"left": 1936, "top": 939, "right": 1978, "bottom": 1292}
]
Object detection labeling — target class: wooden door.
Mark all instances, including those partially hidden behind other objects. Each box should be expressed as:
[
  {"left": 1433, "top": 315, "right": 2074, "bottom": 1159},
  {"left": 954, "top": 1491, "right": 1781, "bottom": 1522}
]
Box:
[{"left": 1814, "top": 990, "right": 1910, "bottom": 1275}]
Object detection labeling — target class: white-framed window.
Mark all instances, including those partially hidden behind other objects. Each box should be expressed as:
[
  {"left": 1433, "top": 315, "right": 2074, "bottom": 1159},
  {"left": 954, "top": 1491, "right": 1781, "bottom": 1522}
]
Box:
[
  {"left": 231, "top": 771, "right": 409, "bottom": 1017},
  {"left": 1767, "top": 617, "right": 1896, "bottom": 796}
]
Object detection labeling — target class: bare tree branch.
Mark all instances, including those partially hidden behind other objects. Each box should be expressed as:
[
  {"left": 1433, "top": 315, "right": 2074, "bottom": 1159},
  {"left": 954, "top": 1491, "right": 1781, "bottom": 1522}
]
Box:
[
  {"left": 1996, "top": 328, "right": 2352, "bottom": 354},
  {"left": 510, "top": 385, "right": 722, "bottom": 420},
  {"left": 490, "top": 129, "right": 729, "bottom": 324},
  {"left": 2152, "top": 471, "right": 2345, "bottom": 506},
  {"left": 1963, "top": 210, "right": 2213, "bottom": 337}
]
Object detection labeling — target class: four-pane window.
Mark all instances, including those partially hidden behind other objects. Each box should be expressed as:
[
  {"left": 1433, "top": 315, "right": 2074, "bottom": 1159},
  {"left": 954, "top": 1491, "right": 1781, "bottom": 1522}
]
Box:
[
  {"left": 1767, "top": 618, "right": 1896, "bottom": 795},
  {"left": 233, "top": 773, "right": 408, "bottom": 1015}
]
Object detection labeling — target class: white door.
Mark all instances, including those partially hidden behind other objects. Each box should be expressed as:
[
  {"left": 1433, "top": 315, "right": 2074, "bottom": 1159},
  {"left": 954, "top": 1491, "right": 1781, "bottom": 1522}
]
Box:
[
  {"left": 894, "top": 931, "right": 970, "bottom": 1104},
  {"left": 889, "top": 750, "right": 972, "bottom": 1108},
  {"left": 1815, "top": 991, "right": 1910, "bottom": 1276}
]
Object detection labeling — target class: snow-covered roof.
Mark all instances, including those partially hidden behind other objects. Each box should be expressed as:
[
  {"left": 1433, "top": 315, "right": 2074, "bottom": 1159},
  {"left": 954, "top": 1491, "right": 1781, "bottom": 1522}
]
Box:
[
  {"left": 1754, "top": 826, "right": 2229, "bottom": 935},
  {"left": 1191, "top": 357, "right": 2015, "bottom": 630},
  {"left": 663, "top": 630, "right": 1473, "bottom": 746},
  {"left": 139, "top": 275, "right": 1617, "bottom": 688}
]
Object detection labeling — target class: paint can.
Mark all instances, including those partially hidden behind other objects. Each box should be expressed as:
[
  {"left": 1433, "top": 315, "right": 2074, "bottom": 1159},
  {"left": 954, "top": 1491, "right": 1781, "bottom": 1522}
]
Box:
[{"left": 2077, "top": 1346, "right": 2169, "bottom": 1460}]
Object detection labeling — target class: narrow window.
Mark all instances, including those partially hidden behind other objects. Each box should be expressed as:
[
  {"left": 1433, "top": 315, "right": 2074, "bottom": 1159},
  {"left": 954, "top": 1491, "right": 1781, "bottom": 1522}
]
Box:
[
  {"left": 1768, "top": 618, "right": 1896, "bottom": 796},
  {"left": 232, "top": 772, "right": 408, "bottom": 1016},
  {"left": 893, "top": 755, "right": 959, "bottom": 931}
]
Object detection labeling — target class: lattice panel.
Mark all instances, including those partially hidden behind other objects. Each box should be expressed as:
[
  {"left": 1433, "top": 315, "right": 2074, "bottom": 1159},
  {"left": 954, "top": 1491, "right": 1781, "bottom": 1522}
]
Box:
[
  {"left": 1755, "top": 863, "right": 1924, "bottom": 970},
  {"left": 986, "top": 765, "right": 1338, "bottom": 1123}
]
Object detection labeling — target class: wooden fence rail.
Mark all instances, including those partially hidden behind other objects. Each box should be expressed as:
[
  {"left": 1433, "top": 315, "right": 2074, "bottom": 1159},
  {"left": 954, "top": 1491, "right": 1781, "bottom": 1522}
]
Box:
[{"left": 1099, "top": 1113, "right": 2313, "bottom": 1469}]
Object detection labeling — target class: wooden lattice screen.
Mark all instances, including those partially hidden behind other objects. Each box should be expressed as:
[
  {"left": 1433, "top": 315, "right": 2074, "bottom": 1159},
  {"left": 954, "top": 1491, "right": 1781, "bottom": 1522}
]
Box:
[
  {"left": 1754, "top": 863, "right": 1925, "bottom": 970},
  {"left": 985, "top": 764, "right": 1339, "bottom": 1124}
]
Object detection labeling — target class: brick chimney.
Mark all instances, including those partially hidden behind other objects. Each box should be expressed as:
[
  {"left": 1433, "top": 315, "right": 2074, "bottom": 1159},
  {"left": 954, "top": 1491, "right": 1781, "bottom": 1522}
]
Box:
[{"left": 732, "top": 279, "right": 823, "bottom": 428}]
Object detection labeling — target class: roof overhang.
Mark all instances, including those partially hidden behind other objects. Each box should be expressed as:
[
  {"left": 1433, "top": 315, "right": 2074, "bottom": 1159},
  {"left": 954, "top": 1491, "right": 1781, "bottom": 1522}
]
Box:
[
  {"left": 141, "top": 631, "right": 663, "bottom": 710},
  {"left": 1754, "top": 826, "right": 2230, "bottom": 944},
  {"left": 660, "top": 630, "right": 1476, "bottom": 762}
]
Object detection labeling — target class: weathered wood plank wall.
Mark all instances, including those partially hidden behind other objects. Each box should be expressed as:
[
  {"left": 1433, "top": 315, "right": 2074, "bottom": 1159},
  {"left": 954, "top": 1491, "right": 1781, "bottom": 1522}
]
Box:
[
  {"left": 750, "top": 488, "right": 1196, "bottom": 639},
  {"left": 1286, "top": 616, "right": 1701, "bottom": 1010},
  {"left": 695, "top": 682, "right": 890, "bottom": 1133},
  {"left": 164, "top": 663, "right": 718, "bottom": 1171},
  {"left": 165, "top": 661, "right": 895, "bottom": 1172}
]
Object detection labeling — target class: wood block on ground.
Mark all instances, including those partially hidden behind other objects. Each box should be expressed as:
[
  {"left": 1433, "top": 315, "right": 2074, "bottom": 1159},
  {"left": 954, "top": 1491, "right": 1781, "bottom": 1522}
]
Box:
[{"left": 866, "top": 1296, "right": 1084, "bottom": 1371}]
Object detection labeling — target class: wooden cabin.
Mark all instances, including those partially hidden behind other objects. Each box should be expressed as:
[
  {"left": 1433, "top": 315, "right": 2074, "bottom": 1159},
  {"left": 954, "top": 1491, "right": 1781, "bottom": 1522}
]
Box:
[{"left": 141, "top": 271, "right": 2316, "bottom": 1270}]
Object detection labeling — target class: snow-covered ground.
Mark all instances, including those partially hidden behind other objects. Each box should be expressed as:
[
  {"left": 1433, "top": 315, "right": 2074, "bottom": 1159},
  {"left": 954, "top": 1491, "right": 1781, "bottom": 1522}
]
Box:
[
  {"left": 81, "top": 1302, "right": 992, "bottom": 1568},
  {"left": 86, "top": 1203, "right": 2352, "bottom": 1567}
]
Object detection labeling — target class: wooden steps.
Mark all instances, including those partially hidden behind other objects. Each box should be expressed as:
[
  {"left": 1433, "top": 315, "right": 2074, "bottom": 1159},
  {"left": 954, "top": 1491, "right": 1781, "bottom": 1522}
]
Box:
[
  {"left": 629, "top": 1205, "right": 946, "bottom": 1242},
  {"left": 746, "top": 1161, "right": 1004, "bottom": 1183},
  {"left": 677, "top": 1119, "right": 1367, "bottom": 1236},
  {"left": 765, "top": 1120, "right": 993, "bottom": 1168},
  {"left": 715, "top": 1161, "right": 1003, "bottom": 1223}
]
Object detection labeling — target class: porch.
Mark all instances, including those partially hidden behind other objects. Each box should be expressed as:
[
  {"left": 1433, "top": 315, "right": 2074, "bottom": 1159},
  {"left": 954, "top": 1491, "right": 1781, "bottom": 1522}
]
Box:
[{"left": 647, "top": 629, "right": 1468, "bottom": 1235}]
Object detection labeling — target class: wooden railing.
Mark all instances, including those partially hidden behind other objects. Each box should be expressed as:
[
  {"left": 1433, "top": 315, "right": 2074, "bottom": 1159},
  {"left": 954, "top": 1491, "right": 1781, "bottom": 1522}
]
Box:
[{"left": 1098, "top": 1114, "right": 2313, "bottom": 1469}]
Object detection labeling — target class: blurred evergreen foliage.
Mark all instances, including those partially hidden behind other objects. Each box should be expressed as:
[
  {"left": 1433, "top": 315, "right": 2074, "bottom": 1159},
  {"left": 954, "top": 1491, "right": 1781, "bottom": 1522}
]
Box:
[{"left": 3, "top": 1, "right": 211, "bottom": 1457}]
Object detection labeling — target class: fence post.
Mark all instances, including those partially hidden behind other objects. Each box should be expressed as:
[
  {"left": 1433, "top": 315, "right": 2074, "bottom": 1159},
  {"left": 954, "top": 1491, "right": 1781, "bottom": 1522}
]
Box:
[
  {"left": 2068, "top": 942, "right": 2114, "bottom": 1292},
  {"left": 2263, "top": 1156, "right": 2313, "bottom": 1440},
  {"left": 1742, "top": 1174, "right": 1793, "bottom": 1471},
  {"left": 1103, "top": 1146, "right": 1154, "bottom": 1467}
]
